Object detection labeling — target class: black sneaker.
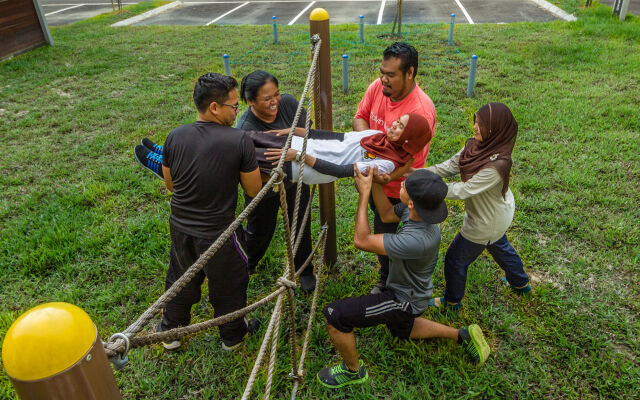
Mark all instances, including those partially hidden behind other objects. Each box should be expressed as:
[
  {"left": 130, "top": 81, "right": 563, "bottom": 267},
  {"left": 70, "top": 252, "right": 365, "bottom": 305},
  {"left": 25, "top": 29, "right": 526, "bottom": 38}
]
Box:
[
  {"left": 134, "top": 144, "right": 163, "bottom": 180},
  {"left": 317, "top": 359, "right": 368, "bottom": 388},
  {"left": 459, "top": 324, "right": 490, "bottom": 365},
  {"left": 142, "top": 138, "right": 164, "bottom": 155},
  {"left": 156, "top": 322, "right": 181, "bottom": 351},
  {"left": 300, "top": 274, "right": 316, "bottom": 293},
  {"left": 221, "top": 318, "right": 261, "bottom": 352}
]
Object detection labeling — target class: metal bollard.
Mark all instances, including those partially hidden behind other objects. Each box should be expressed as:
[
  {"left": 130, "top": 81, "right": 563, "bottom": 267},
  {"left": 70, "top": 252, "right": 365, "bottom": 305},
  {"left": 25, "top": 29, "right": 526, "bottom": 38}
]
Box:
[
  {"left": 342, "top": 54, "right": 349, "bottom": 94},
  {"left": 467, "top": 55, "right": 478, "bottom": 98},
  {"left": 359, "top": 15, "right": 364, "bottom": 43},
  {"left": 448, "top": 14, "right": 455, "bottom": 45},
  {"left": 272, "top": 16, "right": 278, "bottom": 44},
  {"left": 223, "top": 53, "right": 231, "bottom": 76},
  {"left": 618, "top": 0, "right": 630, "bottom": 21}
]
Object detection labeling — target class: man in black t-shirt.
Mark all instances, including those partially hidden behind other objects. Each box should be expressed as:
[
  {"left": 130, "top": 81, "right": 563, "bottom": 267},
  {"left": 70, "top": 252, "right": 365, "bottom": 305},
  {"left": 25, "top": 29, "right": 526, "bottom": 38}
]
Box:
[{"left": 159, "top": 73, "right": 263, "bottom": 351}]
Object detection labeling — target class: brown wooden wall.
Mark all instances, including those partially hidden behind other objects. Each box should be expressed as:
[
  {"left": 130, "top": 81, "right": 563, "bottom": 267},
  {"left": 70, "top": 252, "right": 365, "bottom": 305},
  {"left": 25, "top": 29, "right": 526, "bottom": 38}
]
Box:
[{"left": 0, "top": 0, "right": 47, "bottom": 59}]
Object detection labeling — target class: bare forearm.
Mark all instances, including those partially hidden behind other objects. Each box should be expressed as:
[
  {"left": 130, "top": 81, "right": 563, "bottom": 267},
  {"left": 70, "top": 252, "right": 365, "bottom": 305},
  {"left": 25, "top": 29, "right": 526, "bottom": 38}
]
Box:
[
  {"left": 354, "top": 193, "right": 371, "bottom": 244},
  {"left": 303, "top": 155, "right": 317, "bottom": 168},
  {"left": 352, "top": 118, "right": 370, "bottom": 131},
  {"left": 371, "top": 183, "right": 398, "bottom": 223}
]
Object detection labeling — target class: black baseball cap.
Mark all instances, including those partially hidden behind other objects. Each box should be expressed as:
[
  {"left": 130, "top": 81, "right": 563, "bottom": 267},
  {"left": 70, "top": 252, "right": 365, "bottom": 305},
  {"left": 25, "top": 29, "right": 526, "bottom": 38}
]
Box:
[{"left": 404, "top": 169, "right": 448, "bottom": 224}]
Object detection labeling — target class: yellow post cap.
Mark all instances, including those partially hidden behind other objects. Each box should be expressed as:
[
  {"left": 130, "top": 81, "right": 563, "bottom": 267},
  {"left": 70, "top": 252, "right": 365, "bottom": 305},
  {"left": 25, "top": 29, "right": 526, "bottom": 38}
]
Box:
[
  {"left": 2, "top": 302, "right": 97, "bottom": 381},
  {"left": 309, "top": 8, "right": 329, "bottom": 21}
]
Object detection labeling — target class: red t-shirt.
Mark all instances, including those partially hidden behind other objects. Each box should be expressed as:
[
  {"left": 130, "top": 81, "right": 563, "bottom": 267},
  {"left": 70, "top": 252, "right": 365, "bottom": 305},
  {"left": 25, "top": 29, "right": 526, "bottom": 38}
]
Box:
[{"left": 354, "top": 79, "right": 436, "bottom": 198}]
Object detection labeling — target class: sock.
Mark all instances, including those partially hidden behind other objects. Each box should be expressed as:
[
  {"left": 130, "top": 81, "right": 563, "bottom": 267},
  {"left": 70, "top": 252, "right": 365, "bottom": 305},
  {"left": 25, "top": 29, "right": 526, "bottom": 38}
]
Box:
[{"left": 457, "top": 330, "right": 463, "bottom": 345}]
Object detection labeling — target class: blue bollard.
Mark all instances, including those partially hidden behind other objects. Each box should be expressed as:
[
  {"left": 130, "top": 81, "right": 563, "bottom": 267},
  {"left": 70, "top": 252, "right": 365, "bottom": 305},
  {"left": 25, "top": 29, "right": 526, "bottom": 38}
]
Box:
[
  {"left": 342, "top": 54, "right": 349, "bottom": 94},
  {"left": 272, "top": 16, "right": 278, "bottom": 44},
  {"left": 467, "top": 55, "right": 478, "bottom": 98},
  {"left": 223, "top": 54, "right": 231, "bottom": 76},
  {"left": 359, "top": 15, "right": 364, "bottom": 43},
  {"left": 448, "top": 14, "right": 455, "bottom": 45}
]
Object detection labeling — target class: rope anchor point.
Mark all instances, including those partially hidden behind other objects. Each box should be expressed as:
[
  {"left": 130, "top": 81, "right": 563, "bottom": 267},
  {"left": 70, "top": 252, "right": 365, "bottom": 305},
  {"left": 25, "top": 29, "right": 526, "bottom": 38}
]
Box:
[{"left": 106, "top": 332, "right": 130, "bottom": 370}]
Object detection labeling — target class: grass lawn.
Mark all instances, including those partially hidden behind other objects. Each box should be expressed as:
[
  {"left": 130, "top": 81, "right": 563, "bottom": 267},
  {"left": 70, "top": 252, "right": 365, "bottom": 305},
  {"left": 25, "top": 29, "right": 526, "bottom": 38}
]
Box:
[{"left": 1, "top": 0, "right": 639, "bottom": 398}]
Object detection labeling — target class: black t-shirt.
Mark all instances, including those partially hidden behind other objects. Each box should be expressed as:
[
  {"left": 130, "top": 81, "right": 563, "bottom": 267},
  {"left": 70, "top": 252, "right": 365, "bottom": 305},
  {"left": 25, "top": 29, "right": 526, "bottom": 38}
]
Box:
[
  {"left": 236, "top": 93, "right": 308, "bottom": 132},
  {"left": 236, "top": 93, "right": 309, "bottom": 194},
  {"left": 162, "top": 121, "right": 258, "bottom": 238}
]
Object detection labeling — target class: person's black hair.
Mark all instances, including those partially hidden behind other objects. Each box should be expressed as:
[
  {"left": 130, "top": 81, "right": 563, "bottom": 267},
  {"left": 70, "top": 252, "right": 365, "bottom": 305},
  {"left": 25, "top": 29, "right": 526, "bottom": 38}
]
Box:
[
  {"left": 193, "top": 72, "right": 238, "bottom": 113},
  {"left": 240, "top": 70, "right": 279, "bottom": 103},
  {"left": 383, "top": 42, "right": 418, "bottom": 79}
]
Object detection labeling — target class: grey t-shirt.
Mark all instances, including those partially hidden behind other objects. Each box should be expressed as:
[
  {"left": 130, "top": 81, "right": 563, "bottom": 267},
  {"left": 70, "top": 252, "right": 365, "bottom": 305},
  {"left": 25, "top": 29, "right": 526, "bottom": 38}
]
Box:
[{"left": 383, "top": 204, "right": 441, "bottom": 314}]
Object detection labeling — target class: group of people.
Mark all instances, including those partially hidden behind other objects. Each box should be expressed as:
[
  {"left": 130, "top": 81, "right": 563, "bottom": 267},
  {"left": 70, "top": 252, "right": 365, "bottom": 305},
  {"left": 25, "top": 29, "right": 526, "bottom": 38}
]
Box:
[{"left": 134, "top": 42, "right": 531, "bottom": 389}]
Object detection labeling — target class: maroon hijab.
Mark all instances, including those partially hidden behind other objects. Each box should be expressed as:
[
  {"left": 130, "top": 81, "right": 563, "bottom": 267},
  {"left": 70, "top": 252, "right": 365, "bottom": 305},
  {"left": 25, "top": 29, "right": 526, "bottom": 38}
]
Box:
[
  {"left": 459, "top": 102, "right": 517, "bottom": 198},
  {"left": 360, "top": 113, "right": 432, "bottom": 167}
]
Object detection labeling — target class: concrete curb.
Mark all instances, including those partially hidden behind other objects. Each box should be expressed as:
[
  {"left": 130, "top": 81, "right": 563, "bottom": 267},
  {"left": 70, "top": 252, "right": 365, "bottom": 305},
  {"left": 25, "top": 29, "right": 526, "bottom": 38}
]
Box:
[
  {"left": 111, "top": 0, "right": 183, "bottom": 27},
  {"left": 529, "top": 0, "right": 578, "bottom": 21}
]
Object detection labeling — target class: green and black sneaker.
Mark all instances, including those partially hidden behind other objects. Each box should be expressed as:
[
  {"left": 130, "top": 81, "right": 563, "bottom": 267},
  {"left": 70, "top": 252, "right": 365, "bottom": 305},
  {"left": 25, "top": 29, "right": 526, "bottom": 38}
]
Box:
[
  {"left": 317, "top": 359, "right": 368, "bottom": 388},
  {"left": 459, "top": 324, "right": 491, "bottom": 365}
]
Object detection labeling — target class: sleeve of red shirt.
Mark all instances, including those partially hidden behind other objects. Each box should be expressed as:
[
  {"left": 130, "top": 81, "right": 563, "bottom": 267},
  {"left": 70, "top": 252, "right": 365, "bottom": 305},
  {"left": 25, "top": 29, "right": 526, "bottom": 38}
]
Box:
[{"left": 353, "top": 80, "right": 379, "bottom": 122}]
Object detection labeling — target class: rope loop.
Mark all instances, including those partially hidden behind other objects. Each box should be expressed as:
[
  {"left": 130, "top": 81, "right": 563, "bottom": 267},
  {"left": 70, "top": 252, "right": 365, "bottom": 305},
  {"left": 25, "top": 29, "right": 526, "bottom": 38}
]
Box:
[
  {"left": 106, "top": 332, "right": 130, "bottom": 370},
  {"left": 271, "top": 167, "right": 286, "bottom": 191},
  {"left": 276, "top": 277, "right": 297, "bottom": 289},
  {"left": 288, "top": 372, "right": 304, "bottom": 382}
]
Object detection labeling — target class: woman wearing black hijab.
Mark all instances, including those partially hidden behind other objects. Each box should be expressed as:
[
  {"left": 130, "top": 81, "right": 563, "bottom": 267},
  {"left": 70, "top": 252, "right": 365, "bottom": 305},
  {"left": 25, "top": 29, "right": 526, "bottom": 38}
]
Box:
[{"left": 426, "top": 103, "right": 531, "bottom": 310}]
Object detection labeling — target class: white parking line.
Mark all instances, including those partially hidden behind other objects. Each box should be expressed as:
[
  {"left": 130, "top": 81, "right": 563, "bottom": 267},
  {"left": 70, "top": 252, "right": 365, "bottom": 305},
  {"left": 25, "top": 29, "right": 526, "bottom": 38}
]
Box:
[
  {"left": 376, "top": 0, "right": 385, "bottom": 24},
  {"left": 454, "top": 0, "right": 474, "bottom": 24},
  {"left": 205, "top": 1, "right": 249, "bottom": 25},
  {"left": 45, "top": 4, "right": 84, "bottom": 15},
  {"left": 288, "top": 1, "right": 315, "bottom": 25}
]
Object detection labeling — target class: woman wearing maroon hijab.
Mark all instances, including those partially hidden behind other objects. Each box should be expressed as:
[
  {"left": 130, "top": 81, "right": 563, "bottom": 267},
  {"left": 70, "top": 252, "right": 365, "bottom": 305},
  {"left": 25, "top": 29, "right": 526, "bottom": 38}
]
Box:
[{"left": 426, "top": 103, "right": 531, "bottom": 310}]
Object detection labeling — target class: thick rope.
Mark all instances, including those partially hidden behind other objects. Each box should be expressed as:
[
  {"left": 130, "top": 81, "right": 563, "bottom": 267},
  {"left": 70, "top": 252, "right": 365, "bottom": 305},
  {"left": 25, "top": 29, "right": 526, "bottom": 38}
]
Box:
[
  {"left": 244, "top": 225, "right": 327, "bottom": 400},
  {"left": 291, "top": 225, "right": 328, "bottom": 399},
  {"left": 264, "top": 302, "right": 283, "bottom": 400},
  {"left": 104, "top": 37, "right": 323, "bottom": 357},
  {"left": 240, "top": 295, "right": 283, "bottom": 400},
  {"left": 277, "top": 181, "right": 300, "bottom": 379},
  {"left": 290, "top": 61, "right": 315, "bottom": 241},
  {"left": 292, "top": 185, "right": 316, "bottom": 261},
  {"left": 104, "top": 170, "right": 284, "bottom": 355}
]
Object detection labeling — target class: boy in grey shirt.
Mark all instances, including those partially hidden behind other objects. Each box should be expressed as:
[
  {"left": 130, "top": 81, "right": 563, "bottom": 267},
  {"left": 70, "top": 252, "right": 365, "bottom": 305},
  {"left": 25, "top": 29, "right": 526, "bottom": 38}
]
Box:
[{"left": 317, "top": 167, "right": 491, "bottom": 389}]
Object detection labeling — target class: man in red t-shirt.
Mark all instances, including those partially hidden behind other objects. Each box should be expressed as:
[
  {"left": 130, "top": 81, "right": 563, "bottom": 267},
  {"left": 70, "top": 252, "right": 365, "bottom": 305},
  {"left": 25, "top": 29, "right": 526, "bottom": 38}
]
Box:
[{"left": 353, "top": 42, "right": 437, "bottom": 292}]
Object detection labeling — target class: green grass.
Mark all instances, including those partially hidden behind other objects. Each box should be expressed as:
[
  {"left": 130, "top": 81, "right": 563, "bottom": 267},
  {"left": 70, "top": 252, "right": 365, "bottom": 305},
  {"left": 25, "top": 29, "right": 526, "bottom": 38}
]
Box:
[{"left": 1, "top": 1, "right": 639, "bottom": 398}]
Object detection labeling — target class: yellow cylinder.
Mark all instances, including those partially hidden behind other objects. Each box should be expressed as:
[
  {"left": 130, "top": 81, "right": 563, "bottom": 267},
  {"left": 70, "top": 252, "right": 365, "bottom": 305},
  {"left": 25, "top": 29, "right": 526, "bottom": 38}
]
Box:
[
  {"left": 309, "top": 8, "right": 329, "bottom": 21},
  {"left": 2, "top": 302, "right": 121, "bottom": 400}
]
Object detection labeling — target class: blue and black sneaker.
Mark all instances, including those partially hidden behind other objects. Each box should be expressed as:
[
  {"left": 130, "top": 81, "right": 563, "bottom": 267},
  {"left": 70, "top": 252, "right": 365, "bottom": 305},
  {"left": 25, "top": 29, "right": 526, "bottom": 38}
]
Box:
[
  {"left": 134, "top": 144, "right": 164, "bottom": 180},
  {"left": 142, "top": 138, "right": 164, "bottom": 155}
]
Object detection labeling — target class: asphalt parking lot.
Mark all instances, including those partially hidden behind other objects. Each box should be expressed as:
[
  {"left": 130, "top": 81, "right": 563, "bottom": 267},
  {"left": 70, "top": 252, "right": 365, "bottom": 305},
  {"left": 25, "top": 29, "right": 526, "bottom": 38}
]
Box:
[{"left": 39, "top": 0, "right": 582, "bottom": 27}]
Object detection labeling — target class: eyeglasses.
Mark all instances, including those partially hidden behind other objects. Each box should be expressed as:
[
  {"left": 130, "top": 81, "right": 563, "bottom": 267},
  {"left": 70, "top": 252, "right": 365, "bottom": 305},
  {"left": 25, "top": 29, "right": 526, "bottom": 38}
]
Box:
[{"left": 221, "top": 103, "right": 239, "bottom": 111}]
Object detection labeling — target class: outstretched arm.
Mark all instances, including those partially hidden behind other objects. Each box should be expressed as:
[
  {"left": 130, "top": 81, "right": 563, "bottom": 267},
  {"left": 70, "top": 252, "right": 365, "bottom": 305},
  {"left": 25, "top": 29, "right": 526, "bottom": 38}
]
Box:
[
  {"left": 353, "top": 166, "right": 387, "bottom": 255},
  {"left": 371, "top": 178, "right": 400, "bottom": 224},
  {"left": 264, "top": 148, "right": 355, "bottom": 178}
]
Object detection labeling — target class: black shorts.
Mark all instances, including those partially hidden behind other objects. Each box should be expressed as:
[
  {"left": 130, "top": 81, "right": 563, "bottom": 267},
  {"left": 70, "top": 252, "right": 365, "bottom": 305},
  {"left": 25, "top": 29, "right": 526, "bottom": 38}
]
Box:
[{"left": 323, "top": 289, "right": 417, "bottom": 339}]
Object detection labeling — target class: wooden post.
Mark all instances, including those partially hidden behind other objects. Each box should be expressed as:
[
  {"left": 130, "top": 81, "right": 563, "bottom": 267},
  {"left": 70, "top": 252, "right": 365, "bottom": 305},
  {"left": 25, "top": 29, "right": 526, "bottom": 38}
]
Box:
[{"left": 309, "top": 8, "right": 337, "bottom": 268}]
